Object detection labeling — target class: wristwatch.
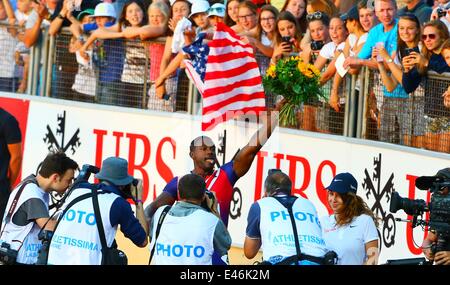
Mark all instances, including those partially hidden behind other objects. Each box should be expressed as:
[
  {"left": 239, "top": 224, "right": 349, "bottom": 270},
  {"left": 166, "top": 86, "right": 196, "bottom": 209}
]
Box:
[
  {"left": 386, "top": 58, "right": 393, "bottom": 63},
  {"left": 58, "top": 13, "right": 65, "bottom": 20}
]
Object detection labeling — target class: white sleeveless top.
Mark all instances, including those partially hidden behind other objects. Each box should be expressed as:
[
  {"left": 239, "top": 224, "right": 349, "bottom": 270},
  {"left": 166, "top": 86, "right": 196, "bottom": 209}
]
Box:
[
  {"left": 47, "top": 188, "right": 120, "bottom": 265},
  {"left": 0, "top": 181, "right": 48, "bottom": 264},
  {"left": 150, "top": 204, "right": 219, "bottom": 265},
  {"left": 258, "top": 196, "right": 327, "bottom": 263}
]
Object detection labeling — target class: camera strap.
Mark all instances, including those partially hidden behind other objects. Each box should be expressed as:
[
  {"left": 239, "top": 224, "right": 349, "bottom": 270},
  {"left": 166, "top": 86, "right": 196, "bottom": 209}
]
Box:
[
  {"left": 2, "top": 177, "right": 37, "bottom": 227},
  {"left": 91, "top": 184, "right": 113, "bottom": 264},
  {"left": 272, "top": 196, "right": 303, "bottom": 264},
  {"left": 148, "top": 205, "right": 171, "bottom": 265}
]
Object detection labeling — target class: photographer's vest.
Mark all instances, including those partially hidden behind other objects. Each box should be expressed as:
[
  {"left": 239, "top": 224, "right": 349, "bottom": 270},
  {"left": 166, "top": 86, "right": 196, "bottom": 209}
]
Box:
[
  {"left": 47, "top": 187, "right": 119, "bottom": 265},
  {"left": 0, "top": 178, "right": 48, "bottom": 264},
  {"left": 258, "top": 197, "right": 327, "bottom": 263},
  {"left": 150, "top": 205, "right": 218, "bottom": 265}
]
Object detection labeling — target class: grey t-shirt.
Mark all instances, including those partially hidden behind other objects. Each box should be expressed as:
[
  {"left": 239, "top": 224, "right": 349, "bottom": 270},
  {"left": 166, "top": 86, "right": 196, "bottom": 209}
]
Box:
[
  {"left": 12, "top": 198, "right": 49, "bottom": 226},
  {"left": 150, "top": 201, "right": 232, "bottom": 257}
]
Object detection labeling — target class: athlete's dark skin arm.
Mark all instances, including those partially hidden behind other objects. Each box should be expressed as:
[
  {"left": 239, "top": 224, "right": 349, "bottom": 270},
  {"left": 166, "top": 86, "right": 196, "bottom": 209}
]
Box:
[
  {"left": 232, "top": 109, "right": 279, "bottom": 178},
  {"left": 145, "top": 105, "right": 282, "bottom": 223},
  {"left": 145, "top": 192, "right": 175, "bottom": 226}
]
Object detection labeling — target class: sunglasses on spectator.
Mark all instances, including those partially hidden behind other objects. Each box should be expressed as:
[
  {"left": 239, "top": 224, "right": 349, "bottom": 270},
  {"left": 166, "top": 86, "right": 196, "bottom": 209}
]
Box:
[
  {"left": 209, "top": 7, "right": 225, "bottom": 13},
  {"left": 422, "top": 33, "right": 437, "bottom": 40},
  {"left": 238, "top": 13, "right": 255, "bottom": 21},
  {"left": 306, "top": 11, "right": 324, "bottom": 22}
]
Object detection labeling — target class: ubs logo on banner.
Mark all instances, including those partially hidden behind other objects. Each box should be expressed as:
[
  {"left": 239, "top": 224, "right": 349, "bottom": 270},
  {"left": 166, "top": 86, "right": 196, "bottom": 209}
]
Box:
[
  {"left": 362, "top": 153, "right": 397, "bottom": 253},
  {"left": 43, "top": 110, "right": 81, "bottom": 155}
]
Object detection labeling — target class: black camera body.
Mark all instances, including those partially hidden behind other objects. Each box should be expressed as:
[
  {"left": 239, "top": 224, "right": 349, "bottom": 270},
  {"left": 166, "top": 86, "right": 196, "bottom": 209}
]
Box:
[
  {"left": 0, "top": 242, "right": 18, "bottom": 265},
  {"left": 311, "top": 40, "right": 325, "bottom": 51},
  {"left": 36, "top": 230, "right": 54, "bottom": 265},
  {"left": 390, "top": 174, "right": 450, "bottom": 254},
  {"left": 437, "top": 7, "right": 447, "bottom": 18},
  {"left": 201, "top": 190, "right": 217, "bottom": 212}
]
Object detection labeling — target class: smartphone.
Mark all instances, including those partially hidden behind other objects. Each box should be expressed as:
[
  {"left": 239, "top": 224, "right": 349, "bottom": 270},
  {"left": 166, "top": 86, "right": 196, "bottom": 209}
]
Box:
[
  {"left": 404, "top": 46, "right": 420, "bottom": 56},
  {"left": 281, "top": 36, "right": 292, "bottom": 51},
  {"left": 311, "top": 40, "right": 324, "bottom": 51}
]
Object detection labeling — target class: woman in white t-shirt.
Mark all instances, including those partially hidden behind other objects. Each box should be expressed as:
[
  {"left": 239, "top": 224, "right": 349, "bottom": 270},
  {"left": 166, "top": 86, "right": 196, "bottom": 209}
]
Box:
[
  {"left": 320, "top": 172, "right": 379, "bottom": 265},
  {"left": 329, "top": 5, "right": 371, "bottom": 112}
]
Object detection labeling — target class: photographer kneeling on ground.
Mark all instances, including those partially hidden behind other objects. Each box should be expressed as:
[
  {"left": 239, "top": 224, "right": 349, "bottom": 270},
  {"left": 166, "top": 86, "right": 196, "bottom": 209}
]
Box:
[
  {"left": 46, "top": 157, "right": 148, "bottom": 265},
  {"left": 421, "top": 167, "right": 450, "bottom": 265},
  {"left": 149, "top": 173, "right": 231, "bottom": 265},
  {"left": 0, "top": 151, "right": 78, "bottom": 265}
]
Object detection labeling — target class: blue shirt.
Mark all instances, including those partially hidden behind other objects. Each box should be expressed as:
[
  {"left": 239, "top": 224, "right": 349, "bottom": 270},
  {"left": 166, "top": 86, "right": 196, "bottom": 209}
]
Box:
[
  {"left": 358, "top": 20, "right": 399, "bottom": 60},
  {"left": 358, "top": 20, "right": 408, "bottom": 98},
  {"left": 96, "top": 183, "right": 147, "bottom": 246}
]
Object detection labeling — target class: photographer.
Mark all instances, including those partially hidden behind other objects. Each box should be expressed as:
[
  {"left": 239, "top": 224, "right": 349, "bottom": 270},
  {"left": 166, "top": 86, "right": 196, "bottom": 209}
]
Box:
[
  {"left": 0, "top": 151, "right": 78, "bottom": 265},
  {"left": 46, "top": 156, "right": 148, "bottom": 265},
  {"left": 420, "top": 167, "right": 450, "bottom": 265},
  {"left": 244, "top": 169, "right": 329, "bottom": 265},
  {"left": 149, "top": 173, "right": 231, "bottom": 265}
]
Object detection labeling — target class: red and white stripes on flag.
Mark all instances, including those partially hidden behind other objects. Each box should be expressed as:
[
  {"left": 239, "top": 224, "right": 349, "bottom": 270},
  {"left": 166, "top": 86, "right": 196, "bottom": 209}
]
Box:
[{"left": 201, "top": 23, "right": 266, "bottom": 131}]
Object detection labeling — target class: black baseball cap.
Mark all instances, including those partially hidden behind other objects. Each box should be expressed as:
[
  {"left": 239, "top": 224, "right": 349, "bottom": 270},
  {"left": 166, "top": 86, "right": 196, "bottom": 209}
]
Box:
[
  {"left": 326, "top": 172, "right": 358, "bottom": 194},
  {"left": 341, "top": 6, "right": 359, "bottom": 21}
]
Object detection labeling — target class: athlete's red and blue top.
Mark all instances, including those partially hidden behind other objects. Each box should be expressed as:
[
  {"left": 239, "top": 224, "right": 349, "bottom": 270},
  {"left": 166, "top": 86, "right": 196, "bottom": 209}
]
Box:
[{"left": 162, "top": 161, "right": 239, "bottom": 226}]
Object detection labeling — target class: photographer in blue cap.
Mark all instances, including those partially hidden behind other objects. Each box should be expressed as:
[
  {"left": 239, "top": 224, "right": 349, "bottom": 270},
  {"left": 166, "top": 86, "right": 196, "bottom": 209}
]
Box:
[
  {"left": 46, "top": 157, "right": 148, "bottom": 265},
  {"left": 320, "top": 172, "right": 379, "bottom": 265}
]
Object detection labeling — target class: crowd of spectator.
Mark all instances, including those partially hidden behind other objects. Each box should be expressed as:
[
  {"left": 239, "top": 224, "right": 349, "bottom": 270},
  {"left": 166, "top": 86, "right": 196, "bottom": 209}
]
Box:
[{"left": 0, "top": 0, "right": 449, "bottom": 152}]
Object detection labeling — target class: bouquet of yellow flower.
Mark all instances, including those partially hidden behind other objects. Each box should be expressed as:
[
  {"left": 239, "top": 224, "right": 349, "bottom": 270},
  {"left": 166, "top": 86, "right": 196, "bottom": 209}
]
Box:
[{"left": 263, "top": 56, "right": 324, "bottom": 127}]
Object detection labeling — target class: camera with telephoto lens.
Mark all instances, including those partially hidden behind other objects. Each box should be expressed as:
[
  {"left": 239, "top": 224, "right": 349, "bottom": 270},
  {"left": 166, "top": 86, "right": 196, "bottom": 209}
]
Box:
[
  {"left": 311, "top": 40, "right": 325, "bottom": 51},
  {"left": 390, "top": 168, "right": 450, "bottom": 258},
  {"left": 0, "top": 242, "right": 18, "bottom": 265}
]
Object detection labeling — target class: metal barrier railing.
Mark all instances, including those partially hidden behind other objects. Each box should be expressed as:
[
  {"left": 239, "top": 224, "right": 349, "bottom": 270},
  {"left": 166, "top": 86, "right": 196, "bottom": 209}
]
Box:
[
  {"left": 359, "top": 68, "right": 449, "bottom": 153},
  {"left": 9, "top": 25, "right": 449, "bottom": 153}
]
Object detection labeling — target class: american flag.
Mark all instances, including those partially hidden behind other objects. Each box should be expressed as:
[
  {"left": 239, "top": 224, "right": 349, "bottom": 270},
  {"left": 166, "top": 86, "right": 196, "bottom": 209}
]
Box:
[{"left": 184, "top": 23, "right": 266, "bottom": 131}]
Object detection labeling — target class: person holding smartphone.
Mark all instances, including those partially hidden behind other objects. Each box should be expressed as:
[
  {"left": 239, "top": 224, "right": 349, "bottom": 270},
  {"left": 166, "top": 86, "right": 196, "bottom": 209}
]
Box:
[
  {"left": 271, "top": 10, "right": 303, "bottom": 65},
  {"left": 374, "top": 13, "right": 425, "bottom": 148}
]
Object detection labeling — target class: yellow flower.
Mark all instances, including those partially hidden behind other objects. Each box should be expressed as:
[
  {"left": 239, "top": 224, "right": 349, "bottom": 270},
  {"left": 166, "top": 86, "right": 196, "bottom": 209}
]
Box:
[
  {"left": 267, "top": 65, "right": 276, "bottom": 78},
  {"left": 308, "top": 64, "right": 321, "bottom": 77}
]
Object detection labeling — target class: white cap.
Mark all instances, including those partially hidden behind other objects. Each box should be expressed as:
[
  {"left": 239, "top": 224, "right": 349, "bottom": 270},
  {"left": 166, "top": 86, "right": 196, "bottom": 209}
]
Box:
[
  {"left": 208, "top": 3, "right": 225, "bottom": 18},
  {"left": 90, "top": 3, "right": 116, "bottom": 19},
  {"left": 169, "top": 0, "right": 194, "bottom": 6},
  {"left": 189, "top": 1, "right": 210, "bottom": 18}
]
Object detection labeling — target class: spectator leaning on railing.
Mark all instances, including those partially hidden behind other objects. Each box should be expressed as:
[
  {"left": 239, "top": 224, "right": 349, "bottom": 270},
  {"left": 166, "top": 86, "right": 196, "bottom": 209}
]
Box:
[
  {"left": 329, "top": 3, "right": 375, "bottom": 113},
  {"left": 23, "top": 0, "right": 58, "bottom": 48},
  {"left": 402, "top": 20, "right": 450, "bottom": 93},
  {"left": 374, "top": 13, "right": 426, "bottom": 148}
]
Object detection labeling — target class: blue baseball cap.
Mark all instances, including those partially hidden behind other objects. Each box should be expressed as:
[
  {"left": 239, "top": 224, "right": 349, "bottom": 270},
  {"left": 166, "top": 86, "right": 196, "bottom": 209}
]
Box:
[{"left": 326, "top": 172, "right": 358, "bottom": 194}]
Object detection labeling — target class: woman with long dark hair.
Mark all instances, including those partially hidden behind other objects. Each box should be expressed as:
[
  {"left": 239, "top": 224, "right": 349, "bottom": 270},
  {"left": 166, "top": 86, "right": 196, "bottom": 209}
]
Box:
[{"left": 320, "top": 172, "right": 379, "bottom": 265}]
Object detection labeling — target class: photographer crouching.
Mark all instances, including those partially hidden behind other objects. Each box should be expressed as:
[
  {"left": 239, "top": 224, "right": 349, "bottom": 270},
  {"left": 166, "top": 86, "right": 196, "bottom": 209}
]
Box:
[
  {"left": 421, "top": 168, "right": 450, "bottom": 265},
  {"left": 0, "top": 151, "right": 78, "bottom": 265},
  {"left": 45, "top": 157, "right": 149, "bottom": 265}
]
